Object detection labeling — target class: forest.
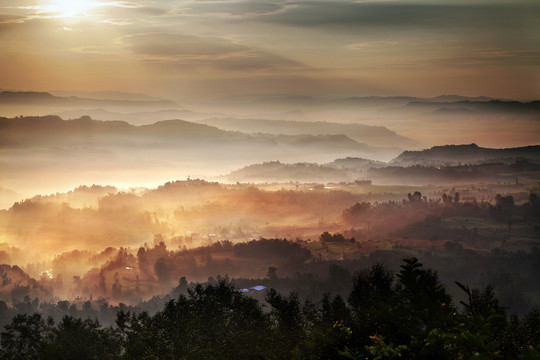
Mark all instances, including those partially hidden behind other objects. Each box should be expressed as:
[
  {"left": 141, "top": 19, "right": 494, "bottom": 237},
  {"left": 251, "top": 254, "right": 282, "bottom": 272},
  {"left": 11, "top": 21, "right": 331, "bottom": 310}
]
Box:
[
  {"left": 1, "top": 258, "right": 539, "bottom": 359},
  {"left": 0, "top": 179, "right": 538, "bottom": 306}
]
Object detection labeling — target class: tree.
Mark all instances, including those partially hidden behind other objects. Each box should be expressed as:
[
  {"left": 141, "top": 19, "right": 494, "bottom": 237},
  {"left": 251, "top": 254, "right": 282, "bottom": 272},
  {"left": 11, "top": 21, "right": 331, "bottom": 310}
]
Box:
[
  {"left": 267, "top": 266, "right": 278, "bottom": 281},
  {"left": 120, "top": 280, "right": 270, "bottom": 360},
  {"left": 38, "top": 316, "right": 122, "bottom": 360},
  {"left": 408, "top": 191, "right": 422, "bottom": 202},
  {"left": 266, "top": 289, "right": 306, "bottom": 356},
  {"left": 374, "top": 258, "right": 455, "bottom": 359},
  {"left": 320, "top": 232, "right": 333, "bottom": 243},
  {"left": 0, "top": 313, "right": 51, "bottom": 360}
]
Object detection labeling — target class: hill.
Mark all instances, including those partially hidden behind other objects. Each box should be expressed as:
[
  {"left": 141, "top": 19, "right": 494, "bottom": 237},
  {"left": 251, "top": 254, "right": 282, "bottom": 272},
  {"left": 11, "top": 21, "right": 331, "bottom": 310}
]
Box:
[
  {"left": 213, "top": 94, "right": 502, "bottom": 110},
  {"left": 0, "top": 264, "right": 53, "bottom": 305},
  {"left": 0, "top": 116, "right": 389, "bottom": 153},
  {"left": 366, "top": 161, "right": 540, "bottom": 185},
  {"left": 198, "top": 118, "right": 417, "bottom": 148},
  {"left": 326, "top": 157, "right": 386, "bottom": 169},
  {"left": 0, "top": 91, "right": 179, "bottom": 115},
  {"left": 224, "top": 161, "right": 352, "bottom": 183},
  {"left": 391, "top": 144, "right": 540, "bottom": 166},
  {"left": 53, "top": 108, "right": 197, "bottom": 125},
  {"left": 0, "top": 116, "right": 398, "bottom": 193},
  {"left": 223, "top": 157, "right": 385, "bottom": 183},
  {"left": 221, "top": 149, "right": 540, "bottom": 185},
  {"left": 379, "top": 99, "right": 540, "bottom": 118}
]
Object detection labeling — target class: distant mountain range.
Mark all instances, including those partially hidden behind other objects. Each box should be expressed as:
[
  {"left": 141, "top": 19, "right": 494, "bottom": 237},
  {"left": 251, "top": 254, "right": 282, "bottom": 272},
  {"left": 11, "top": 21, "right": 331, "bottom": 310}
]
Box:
[
  {"left": 0, "top": 115, "right": 397, "bottom": 162},
  {"left": 54, "top": 108, "right": 196, "bottom": 123},
  {"left": 326, "top": 157, "right": 386, "bottom": 169},
  {"left": 0, "top": 115, "right": 409, "bottom": 194},
  {"left": 0, "top": 91, "right": 178, "bottom": 110},
  {"left": 332, "top": 95, "right": 505, "bottom": 109},
  {"left": 214, "top": 94, "right": 504, "bottom": 108},
  {"left": 221, "top": 144, "right": 540, "bottom": 184},
  {"left": 223, "top": 157, "right": 386, "bottom": 183},
  {"left": 2, "top": 91, "right": 538, "bottom": 160},
  {"left": 198, "top": 118, "right": 417, "bottom": 148},
  {"left": 224, "top": 161, "right": 352, "bottom": 183},
  {"left": 50, "top": 90, "right": 163, "bottom": 101},
  {"left": 2, "top": 91, "right": 537, "bottom": 116},
  {"left": 380, "top": 100, "right": 540, "bottom": 118},
  {"left": 392, "top": 144, "right": 540, "bottom": 166}
]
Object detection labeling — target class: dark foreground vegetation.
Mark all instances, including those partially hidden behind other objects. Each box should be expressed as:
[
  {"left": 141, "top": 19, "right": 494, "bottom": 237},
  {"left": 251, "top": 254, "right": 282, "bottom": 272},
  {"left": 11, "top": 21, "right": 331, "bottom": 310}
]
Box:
[{"left": 1, "top": 258, "right": 539, "bottom": 360}]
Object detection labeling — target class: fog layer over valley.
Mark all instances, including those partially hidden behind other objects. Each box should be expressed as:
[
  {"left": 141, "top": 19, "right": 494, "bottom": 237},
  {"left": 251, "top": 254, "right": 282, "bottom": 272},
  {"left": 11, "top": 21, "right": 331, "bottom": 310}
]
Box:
[
  {"left": 1, "top": 92, "right": 539, "bottom": 305},
  {"left": 0, "top": 160, "right": 539, "bottom": 308},
  {"left": 0, "top": 114, "right": 402, "bottom": 195},
  {"left": 2, "top": 89, "right": 540, "bottom": 196}
]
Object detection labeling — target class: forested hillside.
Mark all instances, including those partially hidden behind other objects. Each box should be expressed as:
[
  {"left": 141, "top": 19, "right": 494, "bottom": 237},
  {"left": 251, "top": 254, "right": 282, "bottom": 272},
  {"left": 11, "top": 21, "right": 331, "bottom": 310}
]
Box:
[{"left": 1, "top": 258, "right": 538, "bottom": 359}]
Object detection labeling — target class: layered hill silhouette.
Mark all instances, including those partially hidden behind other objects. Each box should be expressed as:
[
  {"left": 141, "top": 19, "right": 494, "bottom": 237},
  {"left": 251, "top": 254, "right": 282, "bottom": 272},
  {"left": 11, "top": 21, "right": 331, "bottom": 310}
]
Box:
[
  {"left": 0, "top": 91, "right": 179, "bottom": 114},
  {"left": 0, "top": 115, "right": 390, "bottom": 154},
  {"left": 392, "top": 144, "right": 540, "bottom": 166},
  {"left": 198, "top": 118, "right": 417, "bottom": 148},
  {"left": 224, "top": 161, "right": 353, "bottom": 183},
  {"left": 223, "top": 157, "right": 387, "bottom": 183},
  {"left": 221, "top": 145, "right": 540, "bottom": 184},
  {"left": 0, "top": 115, "right": 400, "bottom": 194},
  {"left": 214, "top": 94, "right": 502, "bottom": 109},
  {"left": 380, "top": 100, "right": 540, "bottom": 118},
  {"left": 0, "top": 264, "right": 53, "bottom": 304},
  {"left": 54, "top": 108, "right": 197, "bottom": 124}
]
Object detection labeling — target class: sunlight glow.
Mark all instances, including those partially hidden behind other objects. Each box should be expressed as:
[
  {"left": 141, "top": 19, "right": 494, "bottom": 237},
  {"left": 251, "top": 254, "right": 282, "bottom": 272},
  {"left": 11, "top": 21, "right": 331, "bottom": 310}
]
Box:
[
  {"left": 41, "top": 0, "right": 105, "bottom": 18},
  {"left": 41, "top": 269, "right": 54, "bottom": 279}
]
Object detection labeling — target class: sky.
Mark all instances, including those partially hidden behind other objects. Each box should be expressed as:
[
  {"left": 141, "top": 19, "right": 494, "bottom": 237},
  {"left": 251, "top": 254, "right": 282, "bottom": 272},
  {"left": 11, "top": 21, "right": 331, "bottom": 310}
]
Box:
[{"left": 0, "top": 0, "right": 539, "bottom": 101}]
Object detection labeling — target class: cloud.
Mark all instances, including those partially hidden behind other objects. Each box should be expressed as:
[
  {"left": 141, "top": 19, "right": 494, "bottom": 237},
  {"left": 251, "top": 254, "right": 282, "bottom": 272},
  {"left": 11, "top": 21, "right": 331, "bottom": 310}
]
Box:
[
  {"left": 68, "top": 45, "right": 125, "bottom": 58},
  {"left": 176, "top": 0, "right": 288, "bottom": 17},
  {"left": 347, "top": 42, "right": 398, "bottom": 50},
  {"left": 258, "top": 1, "right": 540, "bottom": 32},
  {"left": 0, "top": 13, "right": 25, "bottom": 23},
  {"left": 433, "top": 49, "right": 540, "bottom": 67},
  {"left": 99, "top": 18, "right": 142, "bottom": 26},
  {"left": 0, "top": 0, "right": 538, "bottom": 100},
  {"left": 213, "top": 51, "right": 304, "bottom": 71},
  {"left": 121, "top": 32, "right": 306, "bottom": 72},
  {"left": 0, "top": 14, "right": 26, "bottom": 34},
  {"left": 98, "top": 4, "right": 170, "bottom": 18},
  {"left": 123, "top": 32, "right": 250, "bottom": 59}
]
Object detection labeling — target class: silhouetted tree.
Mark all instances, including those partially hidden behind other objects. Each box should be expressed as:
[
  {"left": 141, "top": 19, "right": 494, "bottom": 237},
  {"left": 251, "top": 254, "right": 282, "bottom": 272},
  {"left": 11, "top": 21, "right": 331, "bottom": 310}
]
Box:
[
  {"left": 38, "top": 316, "right": 122, "bottom": 360},
  {"left": 0, "top": 313, "right": 51, "bottom": 360}
]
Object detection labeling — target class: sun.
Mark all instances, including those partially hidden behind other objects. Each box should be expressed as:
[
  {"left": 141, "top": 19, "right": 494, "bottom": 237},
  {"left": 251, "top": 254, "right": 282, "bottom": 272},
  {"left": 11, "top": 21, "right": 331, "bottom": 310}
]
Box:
[{"left": 45, "top": 0, "right": 102, "bottom": 18}]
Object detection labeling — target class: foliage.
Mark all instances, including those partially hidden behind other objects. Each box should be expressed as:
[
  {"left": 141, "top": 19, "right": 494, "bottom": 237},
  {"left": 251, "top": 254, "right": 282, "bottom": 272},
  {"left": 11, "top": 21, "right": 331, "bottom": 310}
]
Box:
[{"left": 1, "top": 259, "right": 539, "bottom": 359}]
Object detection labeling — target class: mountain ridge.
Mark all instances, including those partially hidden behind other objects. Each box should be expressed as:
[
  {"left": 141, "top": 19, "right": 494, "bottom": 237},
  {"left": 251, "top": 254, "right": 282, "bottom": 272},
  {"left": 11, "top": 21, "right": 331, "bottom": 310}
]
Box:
[
  {"left": 198, "top": 117, "right": 417, "bottom": 148},
  {"left": 0, "top": 115, "right": 394, "bottom": 160},
  {"left": 0, "top": 91, "right": 178, "bottom": 108},
  {"left": 392, "top": 144, "right": 540, "bottom": 165}
]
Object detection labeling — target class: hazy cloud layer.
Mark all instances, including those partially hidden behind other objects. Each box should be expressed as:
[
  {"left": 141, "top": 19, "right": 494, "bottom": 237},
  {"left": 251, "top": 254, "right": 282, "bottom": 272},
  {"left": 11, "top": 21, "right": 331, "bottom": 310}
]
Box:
[
  {"left": 178, "top": 0, "right": 288, "bottom": 17},
  {"left": 258, "top": 2, "right": 540, "bottom": 30},
  {"left": 125, "top": 33, "right": 250, "bottom": 58},
  {"left": 0, "top": 0, "right": 538, "bottom": 99}
]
